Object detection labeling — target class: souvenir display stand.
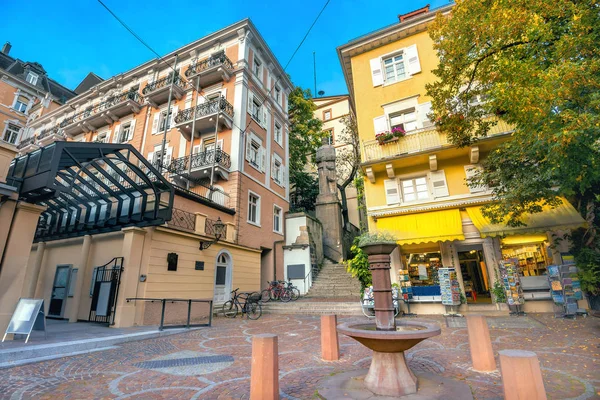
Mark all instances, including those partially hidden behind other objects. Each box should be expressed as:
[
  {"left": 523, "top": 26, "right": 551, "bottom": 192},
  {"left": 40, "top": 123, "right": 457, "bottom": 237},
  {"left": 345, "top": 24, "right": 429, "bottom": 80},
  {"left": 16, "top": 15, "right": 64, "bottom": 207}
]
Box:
[
  {"left": 548, "top": 264, "right": 581, "bottom": 319},
  {"left": 438, "top": 268, "right": 462, "bottom": 317},
  {"left": 398, "top": 269, "right": 416, "bottom": 316},
  {"left": 499, "top": 259, "right": 526, "bottom": 316}
]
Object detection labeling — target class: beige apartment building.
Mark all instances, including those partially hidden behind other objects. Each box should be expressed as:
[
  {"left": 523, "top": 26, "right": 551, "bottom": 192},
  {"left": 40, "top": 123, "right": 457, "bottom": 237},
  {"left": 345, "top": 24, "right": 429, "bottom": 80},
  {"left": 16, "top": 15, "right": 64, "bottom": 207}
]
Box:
[
  {"left": 313, "top": 95, "right": 362, "bottom": 229},
  {"left": 0, "top": 19, "right": 292, "bottom": 331}
]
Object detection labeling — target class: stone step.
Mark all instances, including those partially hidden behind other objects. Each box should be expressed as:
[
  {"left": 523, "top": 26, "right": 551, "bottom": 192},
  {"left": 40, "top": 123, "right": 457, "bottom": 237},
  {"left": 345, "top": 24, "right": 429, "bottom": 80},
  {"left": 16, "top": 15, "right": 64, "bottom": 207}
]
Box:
[{"left": 260, "top": 301, "right": 362, "bottom": 315}]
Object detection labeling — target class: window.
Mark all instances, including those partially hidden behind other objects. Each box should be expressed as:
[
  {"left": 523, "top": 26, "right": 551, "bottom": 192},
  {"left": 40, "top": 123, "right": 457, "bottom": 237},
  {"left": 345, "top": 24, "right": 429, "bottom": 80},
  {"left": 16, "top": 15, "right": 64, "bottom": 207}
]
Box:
[
  {"left": 383, "top": 53, "right": 407, "bottom": 83},
  {"left": 246, "top": 132, "right": 265, "bottom": 172},
  {"left": 96, "top": 132, "right": 108, "bottom": 143},
  {"left": 253, "top": 56, "right": 262, "bottom": 78},
  {"left": 248, "top": 192, "right": 260, "bottom": 225},
  {"left": 401, "top": 177, "right": 429, "bottom": 202},
  {"left": 323, "top": 109, "right": 332, "bottom": 121},
  {"left": 274, "top": 86, "right": 281, "bottom": 103},
  {"left": 26, "top": 72, "right": 38, "bottom": 85},
  {"left": 274, "top": 122, "right": 282, "bottom": 145},
  {"left": 14, "top": 95, "right": 28, "bottom": 113},
  {"left": 272, "top": 155, "right": 283, "bottom": 184},
  {"left": 251, "top": 97, "right": 262, "bottom": 123},
  {"left": 159, "top": 109, "right": 172, "bottom": 132},
  {"left": 117, "top": 122, "right": 132, "bottom": 143},
  {"left": 249, "top": 139, "right": 260, "bottom": 167},
  {"left": 273, "top": 205, "right": 282, "bottom": 233},
  {"left": 322, "top": 129, "right": 334, "bottom": 146},
  {"left": 3, "top": 123, "right": 21, "bottom": 144},
  {"left": 389, "top": 109, "right": 418, "bottom": 133}
]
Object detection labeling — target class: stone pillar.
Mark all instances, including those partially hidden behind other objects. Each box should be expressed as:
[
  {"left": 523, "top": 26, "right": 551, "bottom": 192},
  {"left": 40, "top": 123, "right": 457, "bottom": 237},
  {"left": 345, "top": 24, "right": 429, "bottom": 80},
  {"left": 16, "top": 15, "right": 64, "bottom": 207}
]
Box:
[
  {"left": 23, "top": 241, "right": 46, "bottom": 298},
  {"left": 250, "top": 334, "right": 279, "bottom": 400},
  {"left": 0, "top": 199, "right": 17, "bottom": 264},
  {"left": 314, "top": 146, "right": 344, "bottom": 262},
  {"left": 466, "top": 315, "right": 496, "bottom": 371},
  {"left": 499, "top": 350, "right": 547, "bottom": 400},
  {"left": 440, "top": 242, "right": 466, "bottom": 296},
  {"left": 68, "top": 235, "right": 92, "bottom": 322},
  {"left": 321, "top": 315, "right": 340, "bottom": 361},
  {"left": 113, "top": 227, "right": 147, "bottom": 328},
  {"left": 0, "top": 202, "right": 46, "bottom": 335}
]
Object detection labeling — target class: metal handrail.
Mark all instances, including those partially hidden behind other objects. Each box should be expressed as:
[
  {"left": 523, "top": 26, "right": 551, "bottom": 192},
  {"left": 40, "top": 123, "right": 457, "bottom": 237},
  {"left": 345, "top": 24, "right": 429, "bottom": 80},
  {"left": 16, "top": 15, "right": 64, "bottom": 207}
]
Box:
[
  {"left": 166, "top": 208, "right": 196, "bottom": 232},
  {"left": 168, "top": 148, "right": 232, "bottom": 173},
  {"left": 125, "top": 298, "right": 213, "bottom": 330},
  {"left": 185, "top": 53, "right": 234, "bottom": 77},
  {"left": 60, "top": 91, "right": 143, "bottom": 128},
  {"left": 174, "top": 96, "right": 234, "bottom": 124},
  {"left": 143, "top": 73, "right": 186, "bottom": 95}
]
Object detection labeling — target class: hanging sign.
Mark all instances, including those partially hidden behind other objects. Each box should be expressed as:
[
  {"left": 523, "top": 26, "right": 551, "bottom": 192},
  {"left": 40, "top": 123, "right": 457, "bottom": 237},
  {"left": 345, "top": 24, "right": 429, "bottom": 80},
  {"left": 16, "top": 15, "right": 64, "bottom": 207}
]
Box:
[{"left": 2, "top": 298, "right": 47, "bottom": 343}]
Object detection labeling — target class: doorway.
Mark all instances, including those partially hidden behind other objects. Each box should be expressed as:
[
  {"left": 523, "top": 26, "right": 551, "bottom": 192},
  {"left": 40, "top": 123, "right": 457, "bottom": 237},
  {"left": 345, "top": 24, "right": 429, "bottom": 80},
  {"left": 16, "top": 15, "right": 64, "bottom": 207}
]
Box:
[
  {"left": 213, "top": 251, "right": 232, "bottom": 303},
  {"left": 457, "top": 247, "right": 491, "bottom": 303},
  {"left": 49, "top": 265, "right": 71, "bottom": 317}
]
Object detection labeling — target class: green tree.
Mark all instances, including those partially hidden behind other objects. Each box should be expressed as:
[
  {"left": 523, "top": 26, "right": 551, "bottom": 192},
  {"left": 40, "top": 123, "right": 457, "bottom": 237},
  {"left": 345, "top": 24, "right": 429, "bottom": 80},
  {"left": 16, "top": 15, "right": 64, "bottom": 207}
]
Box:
[
  {"left": 335, "top": 113, "right": 362, "bottom": 228},
  {"left": 288, "top": 87, "right": 325, "bottom": 211},
  {"left": 426, "top": 0, "right": 600, "bottom": 292}
]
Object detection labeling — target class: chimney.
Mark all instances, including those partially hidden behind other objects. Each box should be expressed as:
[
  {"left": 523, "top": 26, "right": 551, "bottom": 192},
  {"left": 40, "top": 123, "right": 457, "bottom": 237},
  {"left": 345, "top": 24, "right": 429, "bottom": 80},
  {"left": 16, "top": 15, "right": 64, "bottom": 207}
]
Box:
[
  {"left": 1, "top": 42, "right": 11, "bottom": 55},
  {"left": 398, "top": 4, "right": 430, "bottom": 23}
]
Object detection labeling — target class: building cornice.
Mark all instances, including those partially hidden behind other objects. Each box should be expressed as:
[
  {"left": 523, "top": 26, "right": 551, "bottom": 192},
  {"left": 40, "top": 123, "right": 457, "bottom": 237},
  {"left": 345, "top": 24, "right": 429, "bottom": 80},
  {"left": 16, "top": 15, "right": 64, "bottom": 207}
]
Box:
[{"left": 368, "top": 193, "right": 494, "bottom": 219}]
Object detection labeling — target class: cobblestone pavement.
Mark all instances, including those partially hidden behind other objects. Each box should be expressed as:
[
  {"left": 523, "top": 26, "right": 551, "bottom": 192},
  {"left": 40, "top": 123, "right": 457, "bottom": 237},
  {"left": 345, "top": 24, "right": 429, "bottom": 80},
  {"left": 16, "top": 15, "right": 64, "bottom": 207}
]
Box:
[{"left": 0, "top": 313, "right": 598, "bottom": 399}]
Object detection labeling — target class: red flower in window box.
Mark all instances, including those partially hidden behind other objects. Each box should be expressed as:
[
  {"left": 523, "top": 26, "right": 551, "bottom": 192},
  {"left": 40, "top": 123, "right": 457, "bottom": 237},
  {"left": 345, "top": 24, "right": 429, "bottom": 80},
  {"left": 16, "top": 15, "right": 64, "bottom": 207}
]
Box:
[{"left": 375, "top": 127, "right": 406, "bottom": 145}]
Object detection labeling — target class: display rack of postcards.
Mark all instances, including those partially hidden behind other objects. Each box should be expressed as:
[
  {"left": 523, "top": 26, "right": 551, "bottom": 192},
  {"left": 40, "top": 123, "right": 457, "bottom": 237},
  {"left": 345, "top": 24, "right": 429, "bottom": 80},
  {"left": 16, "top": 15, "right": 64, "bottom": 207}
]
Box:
[
  {"left": 438, "top": 268, "right": 461, "bottom": 317},
  {"left": 499, "top": 259, "right": 526, "bottom": 316},
  {"left": 548, "top": 265, "right": 581, "bottom": 318},
  {"left": 398, "top": 269, "right": 413, "bottom": 300}
]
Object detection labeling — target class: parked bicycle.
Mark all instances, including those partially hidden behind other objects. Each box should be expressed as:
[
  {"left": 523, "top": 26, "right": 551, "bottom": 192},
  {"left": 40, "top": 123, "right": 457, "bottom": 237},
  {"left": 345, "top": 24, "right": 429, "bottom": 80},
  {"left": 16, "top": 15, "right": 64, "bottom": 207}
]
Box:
[
  {"left": 260, "top": 280, "right": 291, "bottom": 302},
  {"left": 287, "top": 281, "right": 301, "bottom": 301},
  {"left": 222, "top": 288, "right": 262, "bottom": 319}
]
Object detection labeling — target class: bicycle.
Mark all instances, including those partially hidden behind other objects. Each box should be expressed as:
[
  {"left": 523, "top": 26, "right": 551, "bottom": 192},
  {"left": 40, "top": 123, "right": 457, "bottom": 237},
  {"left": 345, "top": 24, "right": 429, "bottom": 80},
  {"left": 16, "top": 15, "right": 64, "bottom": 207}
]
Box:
[
  {"left": 260, "top": 280, "right": 291, "bottom": 302},
  {"left": 222, "top": 288, "right": 262, "bottom": 319},
  {"left": 285, "top": 280, "right": 301, "bottom": 301}
]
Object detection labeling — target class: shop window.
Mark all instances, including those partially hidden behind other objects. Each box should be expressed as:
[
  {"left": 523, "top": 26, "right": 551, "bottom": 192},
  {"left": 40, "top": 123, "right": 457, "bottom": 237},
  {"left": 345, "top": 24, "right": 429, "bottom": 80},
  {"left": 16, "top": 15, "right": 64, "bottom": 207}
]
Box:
[
  {"left": 501, "top": 242, "right": 550, "bottom": 277},
  {"left": 400, "top": 252, "right": 443, "bottom": 299}
]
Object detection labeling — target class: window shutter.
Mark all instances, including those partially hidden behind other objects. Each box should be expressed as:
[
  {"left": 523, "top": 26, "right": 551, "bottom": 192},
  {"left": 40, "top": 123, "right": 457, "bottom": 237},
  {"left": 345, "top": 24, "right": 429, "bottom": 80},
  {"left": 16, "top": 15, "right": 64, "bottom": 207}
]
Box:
[
  {"left": 464, "top": 165, "right": 486, "bottom": 193},
  {"left": 151, "top": 113, "right": 160, "bottom": 134},
  {"left": 405, "top": 44, "right": 422, "bottom": 75},
  {"left": 148, "top": 151, "right": 154, "bottom": 163},
  {"left": 417, "top": 102, "right": 433, "bottom": 128},
  {"left": 262, "top": 107, "right": 268, "bottom": 129},
  {"left": 247, "top": 92, "right": 254, "bottom": 115},
  {"left": 370, "top": 57, "right": 383, "bottom": 86},
  {"left": 384, "top": 179, "right": 400, "bottom": 205},
  {"left": 221, "top": 88, "right": 227, "bottom": 99},
  {"left": 128, "top": 119, "right": 136, "bottom": 141},
  {"left": 166, "top": 147, "right": 173, "bottom": 166},
  {"left": 260, "top": 147, "right": 267, "bottom": 172},
  {"left": 246, "top": 135, "right": 253, "bottom": 161},
  {"left": 112, "top": 124, "right": 121, "bottom": 143},
  {"left": 429, "top": 170, "right": 449, "bottom": 198},
  {"left": 373, "top": 115, "right": 388, "bottom": 135},
  {"left": 170, "top": 106, "right": 178, "bottom": 127}
]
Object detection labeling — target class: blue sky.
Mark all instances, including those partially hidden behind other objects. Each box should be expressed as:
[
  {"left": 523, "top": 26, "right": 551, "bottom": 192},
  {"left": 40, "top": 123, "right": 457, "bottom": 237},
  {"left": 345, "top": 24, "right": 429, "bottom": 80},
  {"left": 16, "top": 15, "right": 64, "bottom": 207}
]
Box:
[{"left": 1, "top": 0, "right": 449, "bottom": 96}]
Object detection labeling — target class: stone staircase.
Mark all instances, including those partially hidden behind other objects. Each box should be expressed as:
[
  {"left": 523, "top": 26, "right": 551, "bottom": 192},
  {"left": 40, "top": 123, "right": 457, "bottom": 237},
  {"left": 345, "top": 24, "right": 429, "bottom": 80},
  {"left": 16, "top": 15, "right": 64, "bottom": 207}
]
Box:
[
  {"left": 305, "top": 259, "right": 362, "bottom": 299},
  {"left": 260, "top": 300, "right": 362, "bottom": 315}
]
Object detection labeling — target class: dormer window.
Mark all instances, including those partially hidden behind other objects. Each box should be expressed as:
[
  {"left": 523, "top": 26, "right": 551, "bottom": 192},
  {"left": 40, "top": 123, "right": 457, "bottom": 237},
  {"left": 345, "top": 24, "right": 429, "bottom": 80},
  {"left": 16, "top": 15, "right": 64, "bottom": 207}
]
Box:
[{"left": 26, "top": 72, "right": 39, "bottom": 85}]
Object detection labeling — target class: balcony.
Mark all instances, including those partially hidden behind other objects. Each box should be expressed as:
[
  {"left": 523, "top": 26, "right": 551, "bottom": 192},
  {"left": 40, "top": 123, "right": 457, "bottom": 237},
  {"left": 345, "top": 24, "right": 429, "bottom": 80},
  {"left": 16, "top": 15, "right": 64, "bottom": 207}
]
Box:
[
  {"left": 16, "top": 136, "right": 38, "bottom": 152},
  {"left": 142, "top": 74, "right": 187, "bottom": 108},
  {"left": 362, "top": 117, "right": 513, "bottom": 164},
  {"left": 185, "top": 53, "right": 234, "bottom": 87},
  {"left": 168, "top": 149, "right": 231, "bottom": 181},
  {"left": 37, "top": 126, "right": 66, "bottom": 147},
  {"left": 60, "top": 91, "right": 143, "bottom": 136},
  {"left": 174, "top": 97, "right": 234, "bottom": 140}
]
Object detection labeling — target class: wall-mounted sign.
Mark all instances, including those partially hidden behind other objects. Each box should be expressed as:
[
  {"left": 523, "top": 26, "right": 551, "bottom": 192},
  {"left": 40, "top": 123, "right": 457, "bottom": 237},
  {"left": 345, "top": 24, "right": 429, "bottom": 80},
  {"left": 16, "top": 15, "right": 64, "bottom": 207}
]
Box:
[
  {"left": 287, "top": 264, "right": 306, "bottom": 280},
  {"left": 195, "top": 261, "right": 205, "bottom": 271}
]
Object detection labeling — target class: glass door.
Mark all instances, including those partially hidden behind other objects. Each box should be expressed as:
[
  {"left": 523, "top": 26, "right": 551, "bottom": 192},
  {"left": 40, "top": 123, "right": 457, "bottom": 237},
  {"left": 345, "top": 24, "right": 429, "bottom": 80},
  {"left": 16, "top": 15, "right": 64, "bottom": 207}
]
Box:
[{"left": 49, "top": 265, "right": 71, "bottom": 317}]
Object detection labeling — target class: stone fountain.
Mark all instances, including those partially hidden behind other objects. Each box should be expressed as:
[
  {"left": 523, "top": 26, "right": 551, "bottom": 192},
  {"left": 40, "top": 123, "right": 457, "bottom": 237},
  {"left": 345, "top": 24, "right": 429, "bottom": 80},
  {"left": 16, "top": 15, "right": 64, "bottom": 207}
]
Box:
[{"left": 337, "top": 242, "right": 441, "bottom": 397}]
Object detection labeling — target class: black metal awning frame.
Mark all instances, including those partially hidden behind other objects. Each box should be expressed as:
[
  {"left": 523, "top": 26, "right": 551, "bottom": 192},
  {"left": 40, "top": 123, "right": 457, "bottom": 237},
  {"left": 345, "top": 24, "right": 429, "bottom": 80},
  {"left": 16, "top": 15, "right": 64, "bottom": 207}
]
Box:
[{"left": 6, "top": 141, "right": 174, "bottom": 242}]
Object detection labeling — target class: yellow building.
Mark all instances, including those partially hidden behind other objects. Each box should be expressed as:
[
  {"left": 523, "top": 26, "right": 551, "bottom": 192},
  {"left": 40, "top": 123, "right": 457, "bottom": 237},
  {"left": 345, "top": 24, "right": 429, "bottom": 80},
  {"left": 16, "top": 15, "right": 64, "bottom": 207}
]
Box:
[{"left": 338, "top": 4, "right": 586, "bottom": 313}]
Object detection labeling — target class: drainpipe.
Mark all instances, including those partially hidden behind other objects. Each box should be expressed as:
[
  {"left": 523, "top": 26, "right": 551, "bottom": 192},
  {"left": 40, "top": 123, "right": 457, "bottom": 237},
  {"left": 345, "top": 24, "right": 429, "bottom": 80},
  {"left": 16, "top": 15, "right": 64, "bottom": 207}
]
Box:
[{"left": 186, "top": 76, "right": 200, "bottom": 190}]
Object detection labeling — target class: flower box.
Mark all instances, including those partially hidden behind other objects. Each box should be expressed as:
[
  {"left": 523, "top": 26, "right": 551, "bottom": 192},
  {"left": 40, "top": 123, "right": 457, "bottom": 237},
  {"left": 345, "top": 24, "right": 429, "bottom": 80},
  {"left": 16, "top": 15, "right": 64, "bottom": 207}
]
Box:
[{"left": 375, "top": 127, "right": 406, "bottom": 145}]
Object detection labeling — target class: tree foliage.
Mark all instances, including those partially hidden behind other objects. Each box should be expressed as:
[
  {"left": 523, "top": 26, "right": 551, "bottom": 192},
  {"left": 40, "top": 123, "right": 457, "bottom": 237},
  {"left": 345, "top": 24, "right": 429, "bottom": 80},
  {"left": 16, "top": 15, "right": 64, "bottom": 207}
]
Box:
[
  {"left": 335, "top": 113, "right": 362, "bottom": 228},
  {"left": 344, "top": 237, "right": 371, "bottom": 291},
  {"left": 426, "top": 0, "right": 600, "bottom": 291}
]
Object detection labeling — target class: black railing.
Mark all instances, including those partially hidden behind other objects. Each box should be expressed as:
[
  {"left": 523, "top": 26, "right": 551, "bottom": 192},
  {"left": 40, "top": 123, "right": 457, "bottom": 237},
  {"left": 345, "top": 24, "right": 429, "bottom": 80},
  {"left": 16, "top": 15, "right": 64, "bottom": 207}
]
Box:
[
  {"left": 205, "top": 217, "right": 227, "bottom": 238},
  {"left": 185, "top": 53, "right": 234, "bottom": 77},
  {"left": 143, "top": 74, "right": 186, "bottom": 95},
  {"left": 167, "top": 208, "right": 196, "bottom": 232},
  {"left": 60, "top": 91, "right": 143, "bottom": 128},
  {"left": 169, "top": 149, "right": 231, "bottom": 175},
  {"left": 16, "top": 136, "right": 36, "bottom": 150},
  {"left": 174, "top": 96, "right": 234, "bottom": 124},
  {"left": 125, "top": 298, "right": 213, "bottom": 330},
  {"left": 37, "top": 126, "right": 62, "bottom": 140}
]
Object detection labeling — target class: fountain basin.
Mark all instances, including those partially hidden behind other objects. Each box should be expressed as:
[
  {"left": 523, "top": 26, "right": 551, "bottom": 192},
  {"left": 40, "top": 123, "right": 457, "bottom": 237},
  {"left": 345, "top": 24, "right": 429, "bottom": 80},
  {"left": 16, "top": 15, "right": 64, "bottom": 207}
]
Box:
[{"left": 337, "top": 320, "right": 441, "bottom": 397}]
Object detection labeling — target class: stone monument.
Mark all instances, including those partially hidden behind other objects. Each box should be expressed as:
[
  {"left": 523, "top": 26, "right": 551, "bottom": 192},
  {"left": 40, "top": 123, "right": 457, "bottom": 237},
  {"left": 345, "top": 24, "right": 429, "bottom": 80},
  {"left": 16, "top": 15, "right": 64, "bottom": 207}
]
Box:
[{"left": 315, "top": 145, "right": 344, "bottom": 261}]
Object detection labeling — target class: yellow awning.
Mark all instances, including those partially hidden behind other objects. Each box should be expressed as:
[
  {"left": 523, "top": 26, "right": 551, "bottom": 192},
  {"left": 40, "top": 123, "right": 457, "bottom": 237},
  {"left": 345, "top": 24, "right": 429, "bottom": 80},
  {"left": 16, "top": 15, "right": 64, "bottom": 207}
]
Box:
[
  {"left": 466, "top": 199, "right": 586, "bottom": 238},
  {"left": 376, "top": 209, "right": 465, "bottom": 245}
]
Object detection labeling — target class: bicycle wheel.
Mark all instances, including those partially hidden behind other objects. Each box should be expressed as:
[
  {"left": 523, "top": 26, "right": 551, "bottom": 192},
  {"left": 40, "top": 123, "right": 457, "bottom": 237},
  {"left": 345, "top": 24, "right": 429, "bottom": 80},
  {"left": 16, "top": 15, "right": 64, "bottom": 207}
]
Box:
[
  {"left": 280, "top": 289, "right": 292, "bottom": 302},
  {"left": 246, "top": 302, "right": 262, "bottom": 320},
  {"left": 260, "top": 289, "right": 271, "bottom": 303},
  {"left": 269, "top": 288, "right": 280, "bottom": 301},
  {"left": 222, "top": 300, "right": 238, "bottom": 318},
  {"left": 291, "top": 288, "right": 301, "bottom": 301}
]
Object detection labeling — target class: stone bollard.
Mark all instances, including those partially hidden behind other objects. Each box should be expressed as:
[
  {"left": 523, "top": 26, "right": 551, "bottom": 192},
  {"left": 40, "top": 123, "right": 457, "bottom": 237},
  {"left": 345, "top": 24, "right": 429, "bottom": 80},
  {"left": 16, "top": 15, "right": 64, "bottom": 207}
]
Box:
[
  {"left": 250, "top": 334, "right": 279, "bottom": 400},
  {"left": 321, "top": 315, "right": 340, "bottom": 361},
  {"left": 499, "top": 350, "right": 547, "bottom": 400},
  {"left": 466, "top": 315, "right": 496, "bottom": 372}
]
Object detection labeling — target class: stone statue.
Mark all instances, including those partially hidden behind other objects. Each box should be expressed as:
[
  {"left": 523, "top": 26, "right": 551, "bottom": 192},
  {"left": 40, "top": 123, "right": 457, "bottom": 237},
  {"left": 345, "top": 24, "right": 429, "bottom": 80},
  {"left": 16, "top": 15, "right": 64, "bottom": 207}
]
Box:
[{"left": 316, "top": 145, "right": 339, "bottom": 203}]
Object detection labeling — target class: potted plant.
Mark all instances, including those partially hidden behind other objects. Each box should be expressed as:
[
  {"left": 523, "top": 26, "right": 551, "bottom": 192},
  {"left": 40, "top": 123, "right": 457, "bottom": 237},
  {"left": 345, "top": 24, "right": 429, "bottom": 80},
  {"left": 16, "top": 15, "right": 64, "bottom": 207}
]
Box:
[
  {"left": 375, "top": 126, "right": 406, "bottom": 145},
  {"left": 357, "top": 231, "right": 398, "bottom": 255}
]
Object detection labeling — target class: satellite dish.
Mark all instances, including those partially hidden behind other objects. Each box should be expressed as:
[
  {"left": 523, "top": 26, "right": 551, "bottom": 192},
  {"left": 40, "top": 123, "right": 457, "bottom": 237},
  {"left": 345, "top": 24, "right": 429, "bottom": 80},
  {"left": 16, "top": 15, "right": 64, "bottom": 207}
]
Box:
[{"left": 318, "top": 90, "right": 325, "bottom": 96}]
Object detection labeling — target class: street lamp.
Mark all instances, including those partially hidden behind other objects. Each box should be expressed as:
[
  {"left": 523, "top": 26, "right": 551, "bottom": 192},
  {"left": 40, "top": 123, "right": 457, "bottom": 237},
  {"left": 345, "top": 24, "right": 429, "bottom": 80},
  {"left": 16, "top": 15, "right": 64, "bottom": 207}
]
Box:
[{"left": 199, "top": 217, "right": 225, "bottom": 250}]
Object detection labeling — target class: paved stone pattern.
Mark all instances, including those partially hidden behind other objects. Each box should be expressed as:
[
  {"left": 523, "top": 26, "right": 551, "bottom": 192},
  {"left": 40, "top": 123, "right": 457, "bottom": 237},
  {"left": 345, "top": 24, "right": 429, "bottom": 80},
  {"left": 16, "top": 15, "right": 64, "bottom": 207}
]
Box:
[{"left": 0, "top": 313, "right": 598, "bottom": 399}]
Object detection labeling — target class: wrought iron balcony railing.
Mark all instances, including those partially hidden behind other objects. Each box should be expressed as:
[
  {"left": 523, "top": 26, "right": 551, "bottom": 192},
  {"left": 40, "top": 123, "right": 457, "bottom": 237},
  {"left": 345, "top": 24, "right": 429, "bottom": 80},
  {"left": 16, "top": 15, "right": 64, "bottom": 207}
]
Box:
[
  {"left": 60, "top": 91, "right": 143, "bottom": 128},
  {"left": 166, "top": 208, "right": 196, "bottom": 232},
  {"left": 174, "top": 97, "right": 234, "bottom": 125},
  {"left": 142, "top": 74, "right": 186, "bottom": 95},
  {"left": 37, "top": 126, "right": 63, "bottom": 141},
  {"left": 169, "top": 149, "right": 231, "bottom": 174},
  {"left": 16, "top": 136, "right": 36, "bottom": 150},
  {"left": 185, "top": 53, "right": 234, "bottom": 77}
]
